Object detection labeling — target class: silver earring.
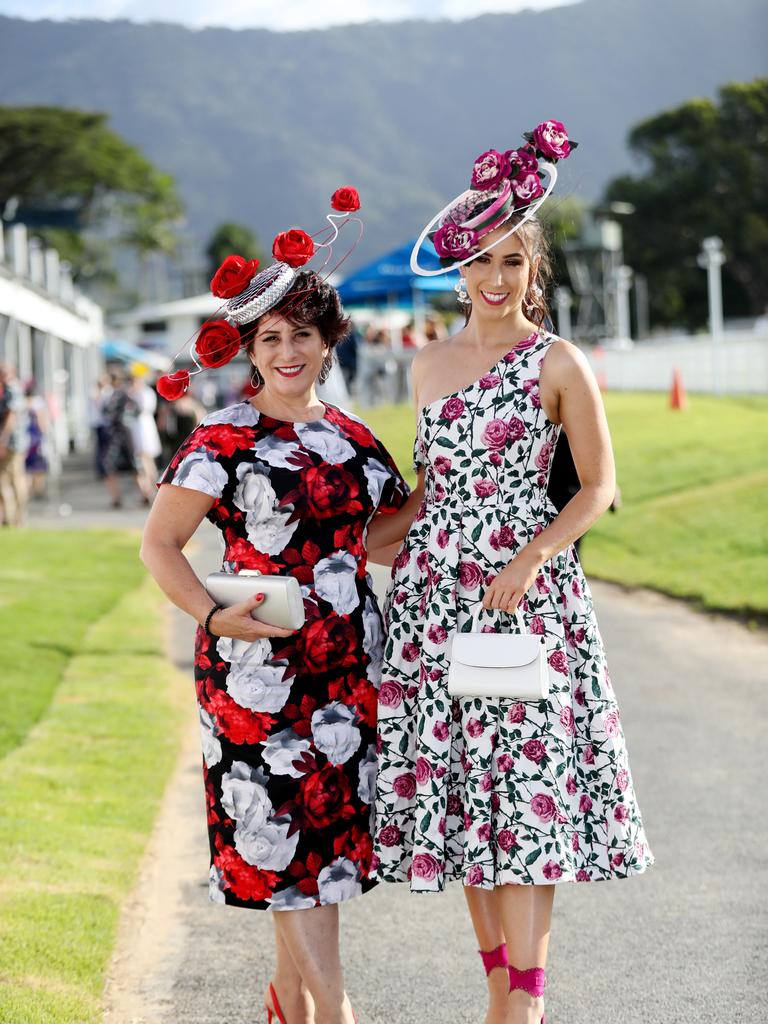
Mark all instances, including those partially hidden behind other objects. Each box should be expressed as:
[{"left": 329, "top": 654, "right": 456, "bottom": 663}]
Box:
[
  {"left": 524, "top": 281, "right": 543, "bottom": 314},
  {"left": 250, "top": 365, "right": 264, "bottom": 389},
  {"left": 455, "top": 278, "right": 471, "bottom": 307}
]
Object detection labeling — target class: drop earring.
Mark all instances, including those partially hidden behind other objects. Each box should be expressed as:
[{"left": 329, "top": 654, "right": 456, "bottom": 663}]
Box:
[
  {"left": 455, "top": 277, "right": 471, "bottom": 307},
  {"left": 250, "top": 365, "right": 264, "bottom": 389}
]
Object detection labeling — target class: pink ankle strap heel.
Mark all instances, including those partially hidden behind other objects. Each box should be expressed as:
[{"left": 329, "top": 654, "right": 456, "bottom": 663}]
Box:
[
  {"left": 478, "top": 942, "right": 509, "bottom": 975},
  {"left": 508, "top": 965, "right": 547, "bottom": 1023}
]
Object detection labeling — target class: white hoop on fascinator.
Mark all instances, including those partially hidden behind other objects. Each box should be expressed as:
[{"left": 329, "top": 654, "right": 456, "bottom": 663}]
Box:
[{"left": 411, "top": 161, "right": 557, "bottom": 277}]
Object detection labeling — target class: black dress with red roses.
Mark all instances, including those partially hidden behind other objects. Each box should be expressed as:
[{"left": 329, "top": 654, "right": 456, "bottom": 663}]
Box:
[{"left": 160, "top": 401, "right": 409, "bottom": 910}]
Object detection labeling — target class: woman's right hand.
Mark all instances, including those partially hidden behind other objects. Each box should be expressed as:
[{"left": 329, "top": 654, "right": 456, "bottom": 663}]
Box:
[{"left": 208, "top": 593, "right": 297, "bottom": 641}]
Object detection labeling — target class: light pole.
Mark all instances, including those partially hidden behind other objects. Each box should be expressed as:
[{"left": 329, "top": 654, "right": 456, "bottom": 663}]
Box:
[
  {"left": 614, "top": 265, "right": 633, "bottom": 343},
  {"left": 554, "top": 286, "right": 572, "bottom": 339},
  {"left": 698, "top": 236, "right": 725, "bottom": 395}
]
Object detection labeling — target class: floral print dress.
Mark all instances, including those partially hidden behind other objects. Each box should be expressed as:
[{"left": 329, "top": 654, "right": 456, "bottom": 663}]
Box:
[
  {"left": 161, "top": 400, "right": 408, "bottom": 910},
  {"left": 373, "top": 330, "right": 653, "bottom": 891}
]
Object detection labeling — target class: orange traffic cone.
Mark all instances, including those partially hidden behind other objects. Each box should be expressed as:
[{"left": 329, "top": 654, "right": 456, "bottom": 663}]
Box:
[{"left": 670, "top": 368, "right": 687, "bottom": 410}]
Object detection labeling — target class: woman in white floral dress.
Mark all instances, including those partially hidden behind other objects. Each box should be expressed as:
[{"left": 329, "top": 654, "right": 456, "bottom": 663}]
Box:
[{"left": 368, "top": 123, "right": 652, "bottom": 1024}]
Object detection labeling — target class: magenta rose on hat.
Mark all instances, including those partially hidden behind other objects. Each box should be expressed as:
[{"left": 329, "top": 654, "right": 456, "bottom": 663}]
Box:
[
  {"left": 532, "top": 120, "right": 571, "bottom": 160},
  {"left": 471, "top": 148, "right": 512, "bottom": 191},
  {"left": 433, "top": 222, "right": 478, "bottom": 261},
  {"left": 512, "top": 172, "right": 544, "bottom": 206},
  {"left": 505, "top": 146, "right": 539, "bottom": 178}
]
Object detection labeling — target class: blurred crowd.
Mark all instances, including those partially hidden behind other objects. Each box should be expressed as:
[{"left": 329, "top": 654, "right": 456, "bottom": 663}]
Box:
[{"left": 0, "top": 363, "right": 51, "bottom": 527}]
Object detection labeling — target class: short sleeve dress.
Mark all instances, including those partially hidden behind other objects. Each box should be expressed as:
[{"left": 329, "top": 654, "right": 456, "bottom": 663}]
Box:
[{"left": 160, "top": 400, "right": 409, "bottom": 911}]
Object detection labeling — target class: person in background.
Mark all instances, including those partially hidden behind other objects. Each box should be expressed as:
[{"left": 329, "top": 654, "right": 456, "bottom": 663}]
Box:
[
  {"left": 157, "top": 387, "right": 205, "bottom": 464},
  {"left": 24, "top": 380, "right": 49, "bottom": 499},
  {"left": 0, "top": 364, "right": 28, "bottom": 526},
  {"left": 128, "top": 364, "right": 163, "bottom": 506},
  {"left": 423, "top": 314, "right": 448, "bottom": 344},
  {"left": 101, "top": 369, "right": 143, "bottom": 509},
  {"left": 336, "top": 321, "right": 360, "bottom": 390}
]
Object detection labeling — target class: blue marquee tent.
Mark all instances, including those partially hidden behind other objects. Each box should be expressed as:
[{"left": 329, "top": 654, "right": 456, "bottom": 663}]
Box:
[{"left": 337, "top": 239, "right": 458, "bottom": 305}]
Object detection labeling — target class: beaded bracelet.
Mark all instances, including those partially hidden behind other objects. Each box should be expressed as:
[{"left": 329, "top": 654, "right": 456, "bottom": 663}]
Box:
[{"left": 204, "top": 603, "right": 224, "bottom": 637}]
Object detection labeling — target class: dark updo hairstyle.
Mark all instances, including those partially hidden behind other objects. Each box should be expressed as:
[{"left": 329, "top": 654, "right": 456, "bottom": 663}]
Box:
[{"left": 238, "top": 271, "right": 350, "bottom": 385}]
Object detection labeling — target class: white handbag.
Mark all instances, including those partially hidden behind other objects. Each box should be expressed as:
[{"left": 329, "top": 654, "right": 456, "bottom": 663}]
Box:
[{"left": 447, "top": 612, "right": 549, "bottom": 701}]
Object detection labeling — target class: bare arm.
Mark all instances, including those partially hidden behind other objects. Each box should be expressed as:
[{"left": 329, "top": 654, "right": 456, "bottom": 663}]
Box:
[
  {"left": 140, "top": 484, "right": 293, "bottom": 640},
  {"left": 483, "top": 341, "right": 615, "bottom": 612},
  {"left": 366, "top": 469, "right": 425, "bottom": 554}
]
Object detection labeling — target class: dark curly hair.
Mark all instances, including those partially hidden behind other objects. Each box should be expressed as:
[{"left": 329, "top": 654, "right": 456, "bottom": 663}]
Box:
[{"left": 238, "top": 271, "right": 350, "bottom": 373}]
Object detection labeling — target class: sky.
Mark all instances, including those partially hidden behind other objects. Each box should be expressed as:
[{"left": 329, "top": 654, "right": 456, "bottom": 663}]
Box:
[{"left": 0, "top": 0, "right": 580, "bottom": 32}]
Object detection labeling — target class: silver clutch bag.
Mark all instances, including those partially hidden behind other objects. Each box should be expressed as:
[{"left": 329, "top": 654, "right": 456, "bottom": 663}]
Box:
[
  {"left": 447, "top": 612, "right": 549, "bottom": 701},
  {"left": 205, "top": 569, "right": 306, "bottom": 631}
]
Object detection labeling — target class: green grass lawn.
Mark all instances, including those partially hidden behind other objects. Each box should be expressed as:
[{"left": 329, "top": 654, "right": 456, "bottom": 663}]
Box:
[
  {"left": 361, "top": 393, "right": 768, "bottom": 618},
  {"left": 0, "top": 530, "right": 146, "bottom": 759},
  {"left": 0, "top": 533, "right": 187, "bottom": 1023}
]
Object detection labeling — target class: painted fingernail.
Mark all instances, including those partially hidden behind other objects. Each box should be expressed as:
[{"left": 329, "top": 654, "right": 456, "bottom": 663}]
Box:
[{"left": 256, "top": 593, "right": 264, "bottom": 600}]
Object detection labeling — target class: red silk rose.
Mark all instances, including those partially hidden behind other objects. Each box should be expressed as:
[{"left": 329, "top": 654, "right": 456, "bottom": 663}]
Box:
[
  {"left": 272, "top": 228, "right": 315, "bottom": 268},
  {"left": 331, "top": 186, "right": 361, "bottom": 212},
  {"left": 195, "top": 320, "right": 241, "bottom": 368},
  {"left": 210, "top": 254, "right": 260, "bottom": 298},
  {"left": 157, "top": 370, "right": 190, "bottom": 401}
]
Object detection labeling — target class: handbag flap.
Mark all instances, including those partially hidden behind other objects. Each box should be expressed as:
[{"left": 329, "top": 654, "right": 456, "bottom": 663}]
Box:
[{"left": 452, "top": 632, "right": 543, "bottom": 669}]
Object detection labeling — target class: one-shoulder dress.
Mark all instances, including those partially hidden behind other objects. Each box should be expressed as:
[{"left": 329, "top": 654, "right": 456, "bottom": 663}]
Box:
[{"left": 373, "top": 331, "right": 653, "bottom": 891}]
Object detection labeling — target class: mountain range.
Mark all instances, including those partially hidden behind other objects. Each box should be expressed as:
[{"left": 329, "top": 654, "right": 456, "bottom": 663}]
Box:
[{"left": 0, "top": 0, "right": 766, "bottom": 267}]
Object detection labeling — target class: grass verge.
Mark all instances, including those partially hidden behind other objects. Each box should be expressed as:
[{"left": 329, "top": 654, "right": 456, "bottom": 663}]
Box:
[
  {"left": 0, "top": 529, "right": 146, "bottom": 759},
  {"left": 359, "top": 393, "right": 768, "bottom": 618},
  {"left": 0, "top": 575, "right": 187, "bottom": 1023}
]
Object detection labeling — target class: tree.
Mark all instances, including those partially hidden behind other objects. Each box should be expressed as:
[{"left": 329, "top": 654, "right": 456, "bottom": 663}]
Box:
[
  {"left": 206, "top": 222, "right": 264, "bottom": 280},
  {"left": 0, "top": 106, "right": 183, "bottom": 283},
  {"left": 603, "top": 79, "right": 768, "bottom": 328}
]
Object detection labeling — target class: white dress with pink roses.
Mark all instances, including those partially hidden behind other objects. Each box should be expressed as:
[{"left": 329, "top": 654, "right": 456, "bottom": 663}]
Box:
[{"left": 373, "top": 330, "right": 653, "bottom": 891}]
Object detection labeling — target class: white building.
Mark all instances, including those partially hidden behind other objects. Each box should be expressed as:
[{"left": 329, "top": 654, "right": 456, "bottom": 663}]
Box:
[
  {"left": 108, "top": 293, "right": 220, "bottom": 362},
  {"left": 0, "top": 222, "right": 104, "bottom": 456}
]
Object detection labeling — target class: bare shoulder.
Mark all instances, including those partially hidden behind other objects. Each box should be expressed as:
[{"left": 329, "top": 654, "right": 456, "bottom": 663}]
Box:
[
  {"left": 541, "top": 337, "right": 593, "bottom": 383},
  {"left": 412, "top": 337, "right": 464, "bottom": 383},
  {"left": 413, "top": 337, "right": 460, "bottom": 371}
]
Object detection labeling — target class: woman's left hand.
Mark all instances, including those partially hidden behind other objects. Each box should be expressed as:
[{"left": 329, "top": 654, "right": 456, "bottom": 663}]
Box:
[{"left": 482, "top": 549, "right": 543, "bottom": 614}]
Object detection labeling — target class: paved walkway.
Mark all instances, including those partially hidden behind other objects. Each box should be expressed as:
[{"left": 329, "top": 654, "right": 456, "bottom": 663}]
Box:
[
  {"left": 32, "top": 460, "right": 767, "bottom": 1023},
  {"left": 104, "top": 573, "right": 767, "bottom": 1022}
]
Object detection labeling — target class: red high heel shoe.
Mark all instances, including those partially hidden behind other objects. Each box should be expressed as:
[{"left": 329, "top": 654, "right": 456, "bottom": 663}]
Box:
[
  {"left": 263, "top": 981, "right": 287, "bottom": 1024},
  {"left": 508, "top": 965, "right": 547, "bottom": 1024}
]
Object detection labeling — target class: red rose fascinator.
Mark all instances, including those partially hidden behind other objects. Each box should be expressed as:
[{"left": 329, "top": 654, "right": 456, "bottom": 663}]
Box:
[
  {"left": 157, "top": 187, "right": 362, "bottom": 400},
  {"left": 410, "top": 121, "right": 577, "bottom": 277}
]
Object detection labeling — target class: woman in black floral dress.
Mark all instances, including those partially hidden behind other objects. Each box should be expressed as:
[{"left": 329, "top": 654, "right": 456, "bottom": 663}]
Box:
[{"left": 142, "top": 261, "right": 408, "bottom": 1024}]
